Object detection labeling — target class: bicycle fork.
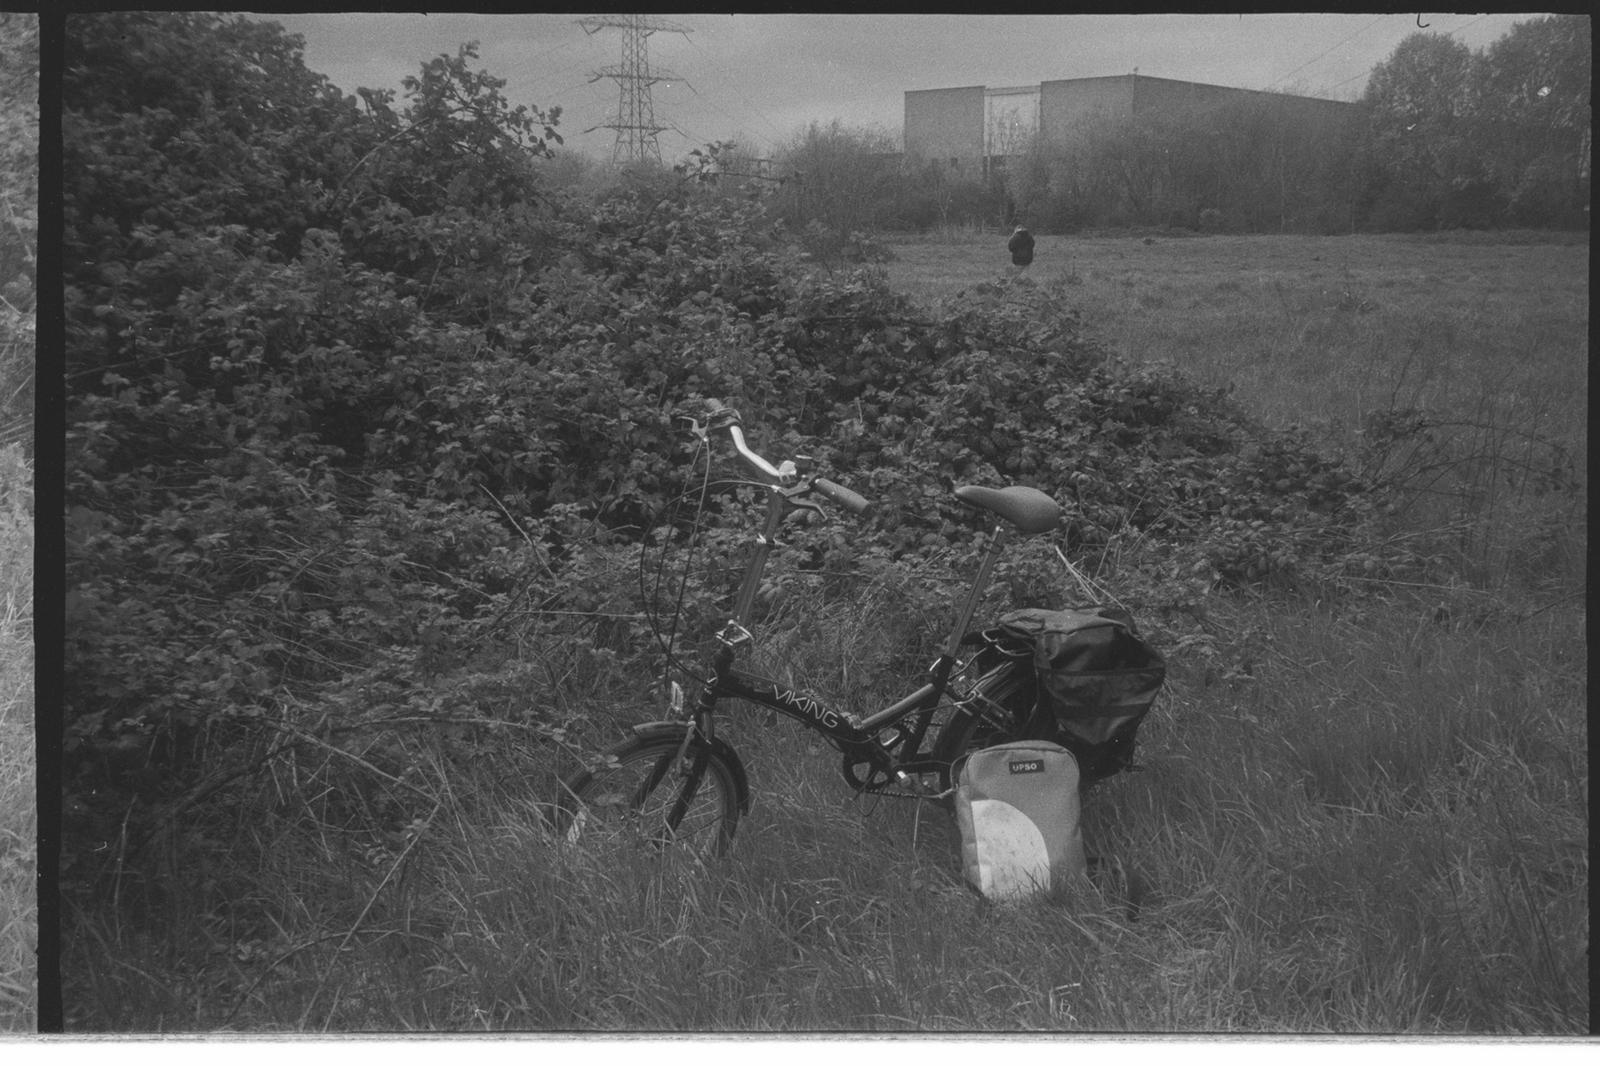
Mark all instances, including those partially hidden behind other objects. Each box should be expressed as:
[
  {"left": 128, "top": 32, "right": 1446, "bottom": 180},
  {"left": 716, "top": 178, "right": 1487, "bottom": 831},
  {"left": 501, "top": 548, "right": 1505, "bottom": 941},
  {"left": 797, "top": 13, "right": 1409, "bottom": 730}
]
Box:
[{"left": 648, "top": 643, "right": 746, "bottom": 840}]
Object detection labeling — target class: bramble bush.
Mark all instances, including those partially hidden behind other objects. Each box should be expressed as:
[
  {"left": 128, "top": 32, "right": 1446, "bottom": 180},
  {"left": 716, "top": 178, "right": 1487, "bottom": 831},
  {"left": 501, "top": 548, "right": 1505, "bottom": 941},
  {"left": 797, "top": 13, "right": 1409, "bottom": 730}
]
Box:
[{"left": 63, "top": 14, "right": 1409, "bottom": 907}]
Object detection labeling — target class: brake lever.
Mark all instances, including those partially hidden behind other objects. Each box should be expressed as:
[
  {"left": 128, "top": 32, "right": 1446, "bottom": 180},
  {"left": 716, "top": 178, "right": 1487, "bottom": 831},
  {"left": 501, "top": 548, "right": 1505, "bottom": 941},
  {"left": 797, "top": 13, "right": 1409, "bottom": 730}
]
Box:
[
  {"left": 678, "top": 401, "right": 742, "bottom": 445},
  {"left": 680, "top": 414, "right": 710, "bottom": 445},
  {"left": 786, "top": 495, "right": 828, "bottom": 521}
]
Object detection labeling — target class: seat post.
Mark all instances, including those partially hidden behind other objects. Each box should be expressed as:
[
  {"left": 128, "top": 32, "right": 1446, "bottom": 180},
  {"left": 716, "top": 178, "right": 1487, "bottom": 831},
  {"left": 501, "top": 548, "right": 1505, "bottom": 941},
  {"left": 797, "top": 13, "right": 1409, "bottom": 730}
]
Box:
[{"left": 943, "top": 523, "right": 1008, "bottom": 659}]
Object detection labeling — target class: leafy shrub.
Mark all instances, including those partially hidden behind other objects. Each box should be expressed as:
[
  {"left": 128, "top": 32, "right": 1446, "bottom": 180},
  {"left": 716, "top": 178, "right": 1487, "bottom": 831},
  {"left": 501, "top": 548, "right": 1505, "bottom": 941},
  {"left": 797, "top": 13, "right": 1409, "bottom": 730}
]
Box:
[{"left": 62, "top": 13, "right": 1403, "bottom": 919}]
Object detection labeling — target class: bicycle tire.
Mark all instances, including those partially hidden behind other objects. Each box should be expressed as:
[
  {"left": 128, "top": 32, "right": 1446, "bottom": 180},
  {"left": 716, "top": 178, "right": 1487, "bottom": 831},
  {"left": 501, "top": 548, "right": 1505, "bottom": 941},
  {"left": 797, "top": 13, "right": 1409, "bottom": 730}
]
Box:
[{"left": 552, "top": 734, "right": 743, "bottom": 858}]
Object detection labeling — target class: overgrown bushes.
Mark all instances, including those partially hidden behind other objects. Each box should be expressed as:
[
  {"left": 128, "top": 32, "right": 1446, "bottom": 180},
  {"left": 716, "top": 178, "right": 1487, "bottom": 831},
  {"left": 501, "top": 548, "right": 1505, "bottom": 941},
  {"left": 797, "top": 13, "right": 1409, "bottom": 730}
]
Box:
[{"left": 64, "top": 12, "right": 1399, "bottom": 950}]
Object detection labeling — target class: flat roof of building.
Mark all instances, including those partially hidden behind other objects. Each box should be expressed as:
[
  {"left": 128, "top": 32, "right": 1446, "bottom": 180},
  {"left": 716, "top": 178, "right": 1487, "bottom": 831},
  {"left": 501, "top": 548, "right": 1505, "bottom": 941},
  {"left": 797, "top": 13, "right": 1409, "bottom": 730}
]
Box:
[{"left": 909, "top": 73, "right": 1350, "bottom": 106}]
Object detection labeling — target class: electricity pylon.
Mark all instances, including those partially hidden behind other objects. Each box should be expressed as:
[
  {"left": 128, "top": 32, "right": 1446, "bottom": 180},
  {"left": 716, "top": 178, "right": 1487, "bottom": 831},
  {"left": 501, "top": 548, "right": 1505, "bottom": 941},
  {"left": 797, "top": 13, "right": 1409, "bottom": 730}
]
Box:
[{"left": 577, "top": 14, "right": 691, "bottom": 165}]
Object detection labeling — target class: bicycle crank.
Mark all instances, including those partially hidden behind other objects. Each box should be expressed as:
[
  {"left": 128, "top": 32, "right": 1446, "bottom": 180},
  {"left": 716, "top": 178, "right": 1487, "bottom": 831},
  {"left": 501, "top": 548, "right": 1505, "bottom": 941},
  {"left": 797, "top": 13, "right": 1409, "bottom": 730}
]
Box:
[{"left": 841, "top": 750, "right": 898, "bottom": 792}]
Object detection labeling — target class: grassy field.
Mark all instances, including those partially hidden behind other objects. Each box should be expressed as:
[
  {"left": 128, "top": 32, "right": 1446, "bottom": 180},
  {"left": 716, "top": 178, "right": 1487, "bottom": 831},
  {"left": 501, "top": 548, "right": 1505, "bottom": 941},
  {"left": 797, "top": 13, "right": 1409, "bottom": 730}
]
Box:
[
  {"left": 885, "top": 230, "right": 1588, "bottom": 446},
  {"left": 888, "top": 230, "right": 1588, "bottom": 596},
  {"left": 64, "top": 231, "right": 1586, "bottom": 1034},
  {"left": 0, "top": 441, "right": 32, "bottom": 1031}
]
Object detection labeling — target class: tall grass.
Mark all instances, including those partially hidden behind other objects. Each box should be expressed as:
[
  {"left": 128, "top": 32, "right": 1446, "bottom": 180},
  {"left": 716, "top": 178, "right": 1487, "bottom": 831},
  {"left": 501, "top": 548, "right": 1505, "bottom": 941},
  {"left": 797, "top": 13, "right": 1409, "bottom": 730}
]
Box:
[
  {"left": 471, "top": 590, "right": 1582, "bottom": 1032},
  {"left": 0, "top": 442, "right": 33, "bottom": 1031},
  {"left": 63, "top": 569, "right": 1587, "bottom": 1032}
]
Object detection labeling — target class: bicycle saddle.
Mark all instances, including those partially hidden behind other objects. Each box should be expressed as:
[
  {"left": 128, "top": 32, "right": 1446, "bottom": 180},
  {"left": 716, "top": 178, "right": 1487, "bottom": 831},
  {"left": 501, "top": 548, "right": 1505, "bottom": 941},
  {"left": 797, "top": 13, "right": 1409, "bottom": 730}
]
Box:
[{"left": 954, "top": 485, "right": 1061, "bottom": 534}]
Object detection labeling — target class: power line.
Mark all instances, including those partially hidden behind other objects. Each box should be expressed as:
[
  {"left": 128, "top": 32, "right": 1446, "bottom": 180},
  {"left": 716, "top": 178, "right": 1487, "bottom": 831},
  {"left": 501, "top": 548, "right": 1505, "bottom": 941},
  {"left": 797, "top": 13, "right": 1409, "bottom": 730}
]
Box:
[
  {"left": 1310, "top": 13, "right": 1506, "bottom": 98},
  {"left": 1263, "top": 14, "right": 1387, "bottom": 94},
  {"left": 513, "top": 53, "right": 602, "bottom": 97},
  {"left": 1440, "top": 14, "right": 1493, "bottom": 39},
  {"left": 1319, "top": 65, "right": 1373, "bottom": 97},
  {"left": 507, "top": 35, "right": 584, "bottom": 77},
  {"left": 682, "top": 31, "right": 789, "bottom": 150},
  {"left": 681, "top": 80, "right": 782, "bottom": 155}
]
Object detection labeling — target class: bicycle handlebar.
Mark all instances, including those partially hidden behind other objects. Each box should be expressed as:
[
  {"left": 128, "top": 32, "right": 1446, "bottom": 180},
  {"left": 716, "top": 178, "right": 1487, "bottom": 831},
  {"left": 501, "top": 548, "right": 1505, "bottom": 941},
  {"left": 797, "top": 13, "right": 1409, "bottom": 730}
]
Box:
[
  {"left": 726, "top": 422, "right": 794, "bottom": 485},
  {"left": 697, "top": 400, "right": 873, "bottom": 517},
  {"left": 812, "top": 477, "right": 871, "bottom": 516}
]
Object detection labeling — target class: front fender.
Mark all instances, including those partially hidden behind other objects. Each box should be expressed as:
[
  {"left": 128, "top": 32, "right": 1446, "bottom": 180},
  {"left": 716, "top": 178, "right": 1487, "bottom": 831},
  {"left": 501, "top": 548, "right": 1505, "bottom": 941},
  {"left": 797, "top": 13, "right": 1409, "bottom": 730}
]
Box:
[{"left": 628, "top": 721, "right": 752, "bottom": 815}]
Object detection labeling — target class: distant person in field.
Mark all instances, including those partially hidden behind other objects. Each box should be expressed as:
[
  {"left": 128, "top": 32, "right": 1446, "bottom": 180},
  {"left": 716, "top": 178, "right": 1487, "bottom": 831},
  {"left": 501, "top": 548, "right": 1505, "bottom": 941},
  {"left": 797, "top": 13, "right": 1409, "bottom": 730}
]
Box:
[{"left": 1008, "top": 225, "right": 1035, "bottom": 269}]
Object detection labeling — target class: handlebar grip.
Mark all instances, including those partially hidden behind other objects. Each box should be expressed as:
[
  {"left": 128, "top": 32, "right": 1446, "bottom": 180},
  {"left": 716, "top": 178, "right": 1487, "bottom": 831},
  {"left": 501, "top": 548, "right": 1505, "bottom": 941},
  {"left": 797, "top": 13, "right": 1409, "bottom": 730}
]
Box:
[{"left": 812, "top": 477, "right": 872, "bottom": 516}]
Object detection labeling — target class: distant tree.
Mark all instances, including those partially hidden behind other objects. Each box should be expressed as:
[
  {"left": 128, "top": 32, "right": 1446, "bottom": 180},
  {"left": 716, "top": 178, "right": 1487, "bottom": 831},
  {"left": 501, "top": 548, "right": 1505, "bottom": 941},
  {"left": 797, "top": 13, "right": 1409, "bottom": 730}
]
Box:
[
  {"left": 1474, "top": 14, "right": 1591, "bottom": 225},
  {"left": 1204, "top": 95, "right": 1361, "bottom": 234},
  {"left": 1357, "top": 21, "right": 1591, "bottom": 230},
  {"left": 1002, "top": 135, "right": 1056, "bottom": 228},
  {"left": 899, "top": 158, "right": 999, "bottom": 232},
  {"left": 533, "top": 148, "right": 609, "bottom": 196},
  {"left": 1046, "top": 109, "right": 1207, "bottom": 229},
  {"left": 1361, "top": 32, "right": 1495, "bottom": 228},
  {"left": 771, "top": 120, "right": 905, "bottom": 236}
]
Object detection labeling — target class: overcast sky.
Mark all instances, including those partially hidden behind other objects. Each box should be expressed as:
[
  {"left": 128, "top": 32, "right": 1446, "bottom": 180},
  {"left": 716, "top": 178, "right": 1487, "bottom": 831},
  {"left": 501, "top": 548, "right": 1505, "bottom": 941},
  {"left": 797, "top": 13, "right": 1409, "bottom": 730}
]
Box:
[{"left": 256, "top": 12, "right": 1554, "bottom": 163}]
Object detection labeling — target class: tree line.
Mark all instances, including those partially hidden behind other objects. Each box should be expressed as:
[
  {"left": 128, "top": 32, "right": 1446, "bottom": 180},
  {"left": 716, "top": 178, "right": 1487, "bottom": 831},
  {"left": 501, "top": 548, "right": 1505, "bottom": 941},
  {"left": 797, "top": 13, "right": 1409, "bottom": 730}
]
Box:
[{"left": 763, "top": 16, "right": 1589, "bottom": 235}]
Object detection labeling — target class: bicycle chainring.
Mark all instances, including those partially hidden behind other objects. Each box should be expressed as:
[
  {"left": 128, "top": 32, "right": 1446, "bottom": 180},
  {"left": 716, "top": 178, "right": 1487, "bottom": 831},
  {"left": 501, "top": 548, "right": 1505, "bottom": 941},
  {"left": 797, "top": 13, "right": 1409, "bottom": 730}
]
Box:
[{"left": 841, "top": 750, "right": 897, "bottom": 792}]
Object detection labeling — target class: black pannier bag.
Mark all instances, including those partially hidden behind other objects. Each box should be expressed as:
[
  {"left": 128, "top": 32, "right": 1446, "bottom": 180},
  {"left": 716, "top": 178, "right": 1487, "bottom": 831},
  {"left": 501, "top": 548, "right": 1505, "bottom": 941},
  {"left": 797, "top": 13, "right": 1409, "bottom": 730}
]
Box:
[{"left": 970, "top": 606, "right": 1166, "bottom": 784}]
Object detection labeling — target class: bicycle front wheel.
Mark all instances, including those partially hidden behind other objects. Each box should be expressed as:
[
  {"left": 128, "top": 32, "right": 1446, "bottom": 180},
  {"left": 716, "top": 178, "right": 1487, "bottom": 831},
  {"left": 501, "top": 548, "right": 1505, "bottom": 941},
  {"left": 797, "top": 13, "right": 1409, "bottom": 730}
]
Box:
[{"left": 553, "top": 733, "right": 744, "bottom": 858}]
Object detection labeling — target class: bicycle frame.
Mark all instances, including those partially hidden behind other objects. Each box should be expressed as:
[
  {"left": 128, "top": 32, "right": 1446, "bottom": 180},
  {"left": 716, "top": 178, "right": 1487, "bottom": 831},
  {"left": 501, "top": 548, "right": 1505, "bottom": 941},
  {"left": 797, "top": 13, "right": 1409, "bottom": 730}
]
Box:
[{"left": 679, "top": 477, "right": 1020, "bottom": 790}]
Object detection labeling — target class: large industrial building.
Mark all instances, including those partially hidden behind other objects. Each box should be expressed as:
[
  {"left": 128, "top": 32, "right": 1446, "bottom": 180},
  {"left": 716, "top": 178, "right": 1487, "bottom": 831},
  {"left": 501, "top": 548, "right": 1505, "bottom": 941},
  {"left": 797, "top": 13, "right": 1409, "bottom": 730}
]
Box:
[{"left": 904, "top": 73, "right": 1354, "bottom": 177}]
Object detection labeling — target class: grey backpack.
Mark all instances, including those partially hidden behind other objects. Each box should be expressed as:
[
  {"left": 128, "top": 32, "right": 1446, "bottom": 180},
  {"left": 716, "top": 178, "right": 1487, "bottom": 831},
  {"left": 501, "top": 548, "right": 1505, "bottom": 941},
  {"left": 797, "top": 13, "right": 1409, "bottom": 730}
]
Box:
[{"left": 954, "top": 740, "right": 1088, "bottom": 901}]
